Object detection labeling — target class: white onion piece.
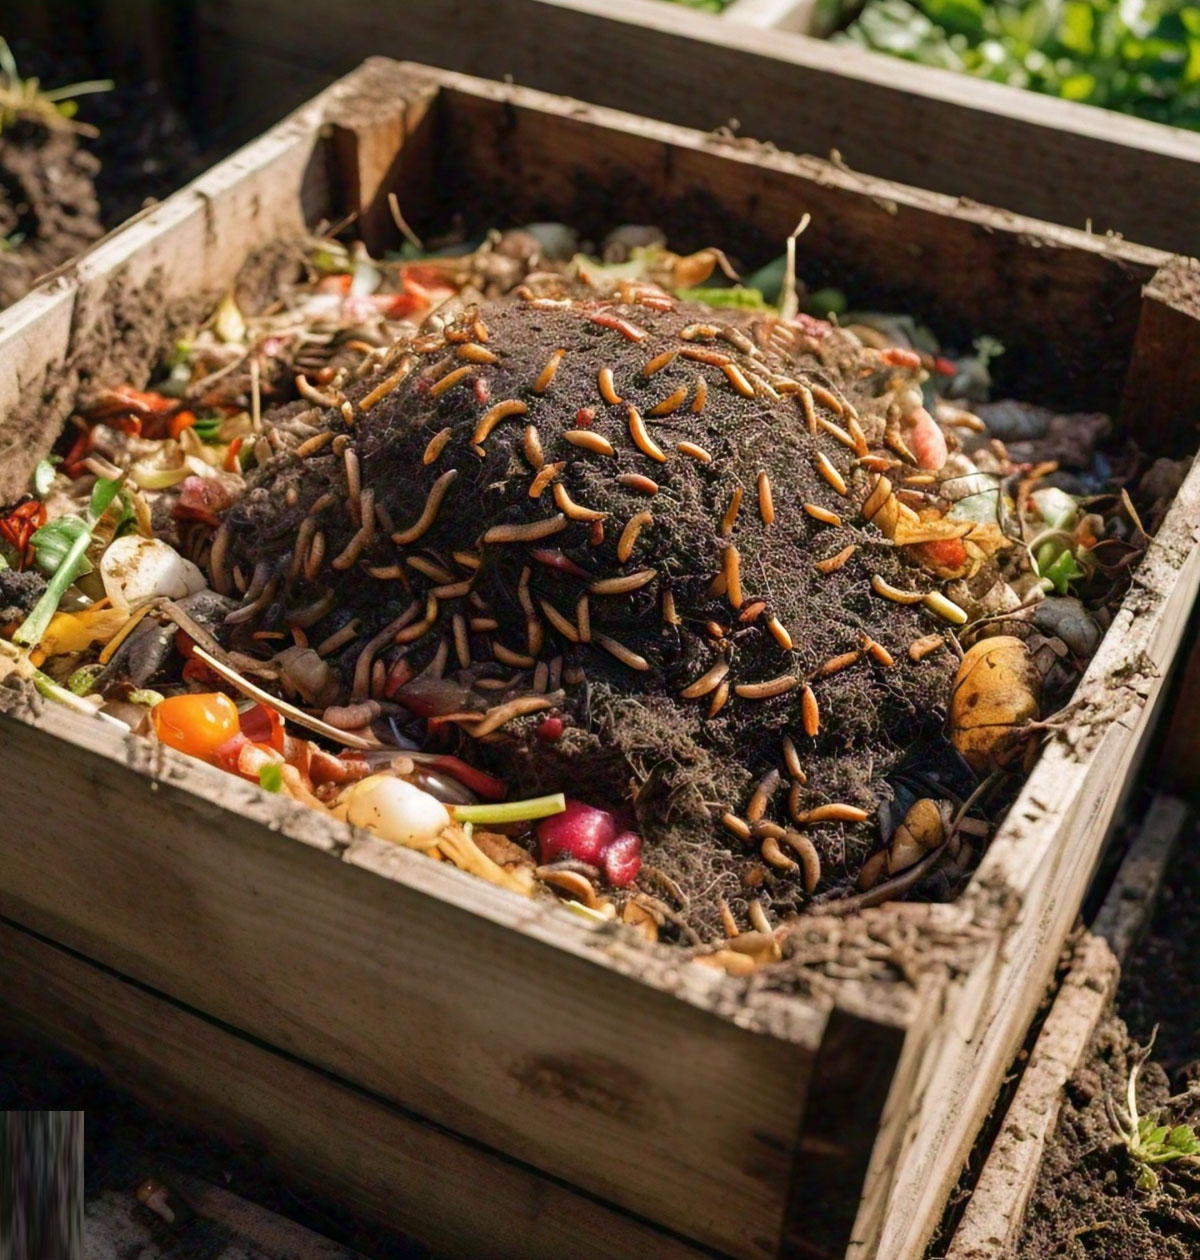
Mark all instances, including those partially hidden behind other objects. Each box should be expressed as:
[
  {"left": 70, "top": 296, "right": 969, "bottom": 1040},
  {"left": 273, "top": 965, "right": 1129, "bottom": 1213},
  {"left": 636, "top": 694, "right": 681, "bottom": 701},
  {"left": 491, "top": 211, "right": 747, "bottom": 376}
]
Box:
[
  {"left": 334, "top": 775, "right": 450, "bottom": 848},
  {"left": 100, "top": 536, "right": 206, "bottom": 612}
]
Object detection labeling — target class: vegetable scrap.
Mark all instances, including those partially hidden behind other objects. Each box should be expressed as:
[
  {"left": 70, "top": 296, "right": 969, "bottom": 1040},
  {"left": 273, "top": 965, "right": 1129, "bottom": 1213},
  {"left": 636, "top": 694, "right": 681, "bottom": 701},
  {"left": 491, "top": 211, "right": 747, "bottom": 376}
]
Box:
[{"left": 0, "top": 218, "right": 1180, "bottom": 967}]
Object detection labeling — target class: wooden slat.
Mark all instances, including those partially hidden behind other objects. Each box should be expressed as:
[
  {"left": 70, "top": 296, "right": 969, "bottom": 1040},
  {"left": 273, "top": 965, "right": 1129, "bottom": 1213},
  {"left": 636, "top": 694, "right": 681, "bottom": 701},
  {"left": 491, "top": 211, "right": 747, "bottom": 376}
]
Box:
[
  {"left": 193, "top": 0, "right": 1200, "bottom": 255},
  {"left": 0, "top": 920, "right": 716, "bottom": 1260},
  {"left": 864, "top": 452, "right": 1200, "bottom": 1259},
  {"left": 424, "top": 70, "right": 1165, "bottom": 418}
]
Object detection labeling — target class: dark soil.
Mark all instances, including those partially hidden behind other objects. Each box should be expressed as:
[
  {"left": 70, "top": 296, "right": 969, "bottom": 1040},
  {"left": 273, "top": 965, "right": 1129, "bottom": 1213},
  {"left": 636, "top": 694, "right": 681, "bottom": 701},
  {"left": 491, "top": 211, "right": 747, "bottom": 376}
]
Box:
[
  {"left": 218, "top": 292, "right": 970, "bottom": 935},
  {"left": 1015, "top": 825, "right": 1200, "bottom": 1258}
]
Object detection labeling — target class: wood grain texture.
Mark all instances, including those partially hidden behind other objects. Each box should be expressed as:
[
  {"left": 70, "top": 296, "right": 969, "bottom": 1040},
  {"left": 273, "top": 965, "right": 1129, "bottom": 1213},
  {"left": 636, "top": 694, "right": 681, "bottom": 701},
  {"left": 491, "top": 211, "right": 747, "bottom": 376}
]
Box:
[
  {"left": 0, "top": 920, "right": 716, "bottom": 1260},
  {"left": 192, "top": 0, "right": 1200, "bottom": 254}
]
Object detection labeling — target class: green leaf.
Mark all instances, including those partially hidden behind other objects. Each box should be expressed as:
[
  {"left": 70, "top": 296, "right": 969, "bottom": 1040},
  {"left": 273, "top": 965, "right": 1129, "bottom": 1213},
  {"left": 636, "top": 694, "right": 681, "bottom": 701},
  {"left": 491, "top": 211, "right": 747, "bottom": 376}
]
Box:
[
  {"left": 31, "top": 516, "right": 92, "bottom": 578},
  {"left": 13, "top": 525, "right": 95, "bottom": 647},
  {"left": 259, "top": 763, "right": 284, "bottom": 793},
  {"left": 1167, "top": 1125, "right": 1200, "bottom": 1155},
  {"left": 87, "top": 476, "right": 122, "bottom": 524},
  {"left": 673, "top": 285, "right": 769, "bottom": 310},
  {"left": 1060, "top": 71, "right": 1097, "bottom": 100}
]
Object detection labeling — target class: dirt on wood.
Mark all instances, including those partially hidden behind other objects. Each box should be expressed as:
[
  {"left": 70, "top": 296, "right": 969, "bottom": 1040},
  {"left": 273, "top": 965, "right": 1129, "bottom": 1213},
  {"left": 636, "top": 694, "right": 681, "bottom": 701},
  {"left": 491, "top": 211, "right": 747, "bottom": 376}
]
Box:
[{"left": 1015, "top": 826, "right": 1200, "bottom": 1259}]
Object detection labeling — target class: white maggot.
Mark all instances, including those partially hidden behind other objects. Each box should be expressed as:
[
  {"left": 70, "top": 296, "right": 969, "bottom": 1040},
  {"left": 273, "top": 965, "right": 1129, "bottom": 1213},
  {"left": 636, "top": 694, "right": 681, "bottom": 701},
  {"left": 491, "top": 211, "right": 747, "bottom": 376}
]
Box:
[
  {"left": 100, "top": 536, "right": 206, "bottom": 612},
  {"left": 334, "top": 774, "right": 451, "bottom": 848}
]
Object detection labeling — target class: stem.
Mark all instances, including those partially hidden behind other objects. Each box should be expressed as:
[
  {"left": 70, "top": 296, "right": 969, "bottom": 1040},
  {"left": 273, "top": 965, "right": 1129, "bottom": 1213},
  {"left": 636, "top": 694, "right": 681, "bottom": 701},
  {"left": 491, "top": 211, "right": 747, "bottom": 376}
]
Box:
[
  {"left": 451, "top": 793, "right": 566, "bottom": 825},
  {"left": 13, "top": 528, "right": 92, "bottom": 646}
]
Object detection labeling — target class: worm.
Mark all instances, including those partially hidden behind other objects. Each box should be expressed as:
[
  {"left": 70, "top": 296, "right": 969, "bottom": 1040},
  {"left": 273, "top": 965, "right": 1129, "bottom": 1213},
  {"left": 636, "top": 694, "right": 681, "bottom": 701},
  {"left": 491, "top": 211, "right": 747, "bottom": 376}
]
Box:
[
  {"left": 847, "top": 414, "right": 870, "bottom": 456},
  {"left": 483, "top": 514, "right": 568, "bottom": 545},
  {"left": 352, "top": 601, "right": 420, "bottom": 697},
  {"left": 748, "top": 900, "right": 773, "bottom": 935},
  {"left": 909, "top": 633, "right": 945, "bottom": 661},
  {"left": 523, "top": 425, "right": 545, "bottom": 470},
  {"left": 331, "top": 522, "right": 371, "bottom": 571},
  {"left": 767, "top": 617, "right": 792, "bottom": 650},
  {"left": 539, "top": 599, "right": 581, "bottom": 643},
  {"left": 781, "top": 736, "right": 806, "bottom": 784},
  {"left": 797, "top": 384, "right": 818, "bottom": 435},
  {"left": 565, "top": 430, "right": 615, "bottom": 456},
  {"left": 588, "top": 312, "right": 646, "bottom": 341},
  {"left": 304, "top": 531, "right": 326, "bottom": 582},
  {"left": 618, "top": 473, "right": 659, "bottom": 495},
  {"left": 721, "top": 363, "right": 755, "bottom": 398},
  {"left": 470, "top": 617, "right": 499, "bottom": 632},
  {"left": 628, "top": 405, "right": 667, "bottom": 462},
  {"left": 809, "top": 382, "right": 845, "bottom": 415},
  {"left": 804, "top": 504, "right": 843, "bottom": 528},
  {"left": 366, "top": 564, "right": 405, "bottom": 580},
  {"left": 533, "top": 349, "right": 566, "bottom": 393},
  {"left": 526, "top": 616, "right": 544, "bottom": 656},
  {"left": 407, "top": 555, "right": 456, "bottom": 584},
  {"left": 594, "top": 633, "right": 650, "bottom": 671},
  {"left": 617, "top": 511, "right": 653, "bottom": 563},
  {"left": 719, "top": 899, "right": 740, "bottom": 938},
  {"left": 323, "top": 699, "right": 382, "bottom": 730},
  {"left": 517, "top": 566, "right": 535, "bottom": 618},
  {"left": 708, "top": 679, "right": 729, "bottom": 716},
  {"left": 662, "top": 589, "right": 680, "bottom": 626},
  {"left": 738, "top": 600, "right": 766, "bottom": 623},
  {"left": 316, "top": 620, "right": 362, "bottom": 656},
  {"left": 747, "top": 769, "right": 780, "bottom": 823},
  {"left": 532, "top": 661, "right": 549, "bottom": 693},
  {"left": 288, "top": 517, "right": 318, "bottom": 581},
  {"left": 473, "top": 399, "right": 528, "bottom": 444},
  {"left": 735, "top": 674, "right": 797, "bottom": 700},
  {"left": 537, "top": 867, "right": 599, "bottom": 907},
  {"left": 598, "top": 366, "right": 622, "bottom": 406},
  {"left": 642, "top": 349, "right": 677, "bottom": 377},
  {"left": 296, "top": 431, "right": 334, "bottom": 458},
  {"left": 872, "top": 574, "right": 923, "bottom": 604},
  {"left": 814, "top": 545, "right": 857, "bottom": 575},
  {"left": 818, "top": 650, "right": 861, "bottom": 677},
  {"left": 720, "top": 486, "right": 743, "bottom": 536},
  {"left": 493, "top": 641, "right": 536, "bottom": 668},
  {"left": 590, "top": 569, "right": 657, "bottom": 595},
  {"left": 721, "top": 813, "right": 751, "bottom": 842},
  {"left": 677, "top": 441, "right": 711, "bottom": 462},
  {"left": 458, "top": 342, "right": 498, "bottom": 365},
  {"left": 359, "top": 357, "right": 415, "bottom": 410},
  {"left": 691, "top": 375, "right": 708, "bottom": 413},
  {"left": 209, "top": 520, "right": 233, "bottom": 594},
  {"left": 576, "top": 595, "right": 591, "bottom": 643},
  {"left": 529, "top": 461, "right": 567, "bottom": 499},
  {"left": 762, "top": 836, "right": 799, "bottom": 872},
  {"left": 785, "top": 831, "right": 821, "bottom": 893},
  {"left": 454, "top": 550, "right": 481, "bottom": 571},
  {"left": 755, "top": 472, "right": 776, "bottom": 526},
  {"left": 554, "top": 482, "right": 606, "bottom": 522},
  {"left": 818, "top": 416, "right": 858, "bottom": 451},
  {"left": 392, "top": 469, "right": 458, "bottom": 545},
  {"left": 814, "top": 451, "right": 848, "bottom": 496},
  {"left": 430, "top": 364, "right": 473, "bottom": 398},
  {"left": 395, "top": 615, "right": 435, "bottom": 645},
  {"left": 681, "top": 323, "right": 720, "bottom": 341},
  {"left": 452, "top": 613, "right": 471, "bottom": 668},
  {"left": 723, "top": 544, "right": 743, "bottom": 609},
  {"left": 680, "top": 660, "right": 729, "bottom": 699},
  {"left": 649, "top": 385, "right": 689, "bottom": 417},
  {"left": 343, "top": 447, "right": 362, "bottom": 521},
  {"left": 431, "top": 579, "right": 472, "bottom": 599},
  {"left": 288, "top": 590, "right": 336, "bottom": 630},
  {"left": 680, "top": 346, "right": 729, "bottom": 366},
  {"left": 467, "top": 694, "right": 556, "bottom": 738},
  {"left": 474, "top": 319, "right": 490, "bottom": 342},
  {"left": 864, "top": 637, "right": 895, "bottom": 667},
  {"left": 423, "top": 427, "right": 453, "bottom": 465},
  {"left": 793, "top": 803, "right": 870, "bottom": 825},
  {"left": 801, "top": 684, "right": 819, "bottom": 736},
  {"left": 296, "top": 374, "right": 343, "bottom": 409}
]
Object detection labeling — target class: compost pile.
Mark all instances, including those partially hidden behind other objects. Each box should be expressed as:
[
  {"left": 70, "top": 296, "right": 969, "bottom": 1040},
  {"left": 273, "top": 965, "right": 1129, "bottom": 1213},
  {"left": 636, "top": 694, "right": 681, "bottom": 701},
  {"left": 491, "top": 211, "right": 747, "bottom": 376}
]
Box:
[{"left": 0, "top": 226, "right": 1167, "bottom": 956}]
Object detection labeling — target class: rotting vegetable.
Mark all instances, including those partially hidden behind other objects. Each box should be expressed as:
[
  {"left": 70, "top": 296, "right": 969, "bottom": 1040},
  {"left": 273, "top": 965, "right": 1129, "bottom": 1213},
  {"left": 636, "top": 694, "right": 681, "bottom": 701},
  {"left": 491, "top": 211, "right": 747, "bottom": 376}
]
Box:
[{"left": 0, "top": 219, "right": 1172, "bottom": 963}]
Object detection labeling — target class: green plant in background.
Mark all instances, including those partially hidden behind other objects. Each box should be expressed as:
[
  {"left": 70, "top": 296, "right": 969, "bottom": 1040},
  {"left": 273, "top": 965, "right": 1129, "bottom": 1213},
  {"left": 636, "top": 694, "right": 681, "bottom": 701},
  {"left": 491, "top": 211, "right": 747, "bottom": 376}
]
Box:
[
  {"left": 835, "top": 0, "right": 1200, "bottom": 130},
  {"left": 0, "top": 35, "right": 112, "bottom": 136}
]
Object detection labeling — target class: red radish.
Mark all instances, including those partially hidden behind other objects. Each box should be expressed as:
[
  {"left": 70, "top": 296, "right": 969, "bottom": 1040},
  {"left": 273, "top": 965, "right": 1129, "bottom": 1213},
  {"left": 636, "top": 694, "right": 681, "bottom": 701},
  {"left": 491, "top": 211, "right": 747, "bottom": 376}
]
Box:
[
  {"left": 536, "top": 800, "right": 642, "bottom": 887},
  {"left": 536, "top": 716, "right": 565, "bottom": 743}
]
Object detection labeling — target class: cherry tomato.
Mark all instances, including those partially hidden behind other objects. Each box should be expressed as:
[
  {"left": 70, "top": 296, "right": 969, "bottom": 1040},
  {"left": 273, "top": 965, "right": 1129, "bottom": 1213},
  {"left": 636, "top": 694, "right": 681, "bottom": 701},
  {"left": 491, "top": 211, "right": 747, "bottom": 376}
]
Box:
[{"left": 152, "top": 692, "right": 241, "bottom": 761}]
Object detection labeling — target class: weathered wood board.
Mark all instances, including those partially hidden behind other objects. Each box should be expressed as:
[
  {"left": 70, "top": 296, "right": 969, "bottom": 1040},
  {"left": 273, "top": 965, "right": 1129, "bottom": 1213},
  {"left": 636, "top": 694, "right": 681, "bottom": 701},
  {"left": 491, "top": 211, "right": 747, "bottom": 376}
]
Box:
[
  {"left": 188, "top": 0, "right": 1200, "bottom": 255},
  {"left": 0, "top": 59, "right": 1198, "bottom": 1260}
]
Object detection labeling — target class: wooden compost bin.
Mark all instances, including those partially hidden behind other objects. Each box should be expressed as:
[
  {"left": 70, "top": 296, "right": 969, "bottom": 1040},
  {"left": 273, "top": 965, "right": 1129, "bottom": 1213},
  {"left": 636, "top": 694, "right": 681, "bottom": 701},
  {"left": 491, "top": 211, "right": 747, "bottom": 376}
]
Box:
[
  {"left": 185, "top": 0, "right": 1200, "bottom": 255},
  {"left": 1, "top": 58, "right": 1200, "bottom": 1260}
]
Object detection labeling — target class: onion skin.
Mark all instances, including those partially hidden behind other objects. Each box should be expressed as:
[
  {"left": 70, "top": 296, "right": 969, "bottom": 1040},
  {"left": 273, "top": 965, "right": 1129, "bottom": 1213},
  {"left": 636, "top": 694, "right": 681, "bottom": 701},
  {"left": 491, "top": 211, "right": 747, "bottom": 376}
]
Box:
[{"left": 536, "top": 799, "right": 643, "bottom": 887}]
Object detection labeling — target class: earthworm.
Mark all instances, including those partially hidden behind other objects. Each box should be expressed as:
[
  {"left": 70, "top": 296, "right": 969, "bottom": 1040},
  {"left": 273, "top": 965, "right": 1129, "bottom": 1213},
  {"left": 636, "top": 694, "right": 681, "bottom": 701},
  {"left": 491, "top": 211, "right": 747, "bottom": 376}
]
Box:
[
  {"left": 680, "top": 347, "right": 729, "bottom": 366},
  {"left": 493, "top": 641, "right": 536, "bottom": 668},
  {"left": 532, "top": 661, "right": 549, "bottom": 693},
  {"left": 431, "top": 579, "right": 471, "bottom": 600},
  {"left": 423, "top": 427, "right": 453, "bottom": 465},
  {"left": 719, "top": 899, "right": 740, "bottom": 937},
  {"left": 801, "top": 684, "right": 820, "bottom": 736},
  {"left": 407, "top": 556, "right": 456, "bottom": 584},
  {"left": 680, "top": 323, "right": 720, "bottom": 340},
  {"left": 721, "top": 813, "right": 751, "bottom": 842},
  {"left": 762, "top": 836, "right": 798, "bottom": 872},
  {"left": 708, "top": 679, "right": 730, "bottom": 716},
  {"left": 922, "top": 591, "right": 967, "bottom": 624},
  {"left": 785, "top": 831, "right": 821, "bottom": 893},
  {"left": 458, "top": 343, "right": 498, "bottom": 365},
  {"left": 533, "top": 349, "right": 566, "bottom": 393},
  {"left": 691, "top": 376, "right": 708, "bottom": 413},
  {"left": 209, "top": 520, "right": 233, "bottom": 595},
  {"left": 818, "top": 650, "right": 862, "bottom": 677},
  {"left": 781, "top": 736, "right": 806, "bottom": 783},
  {"left": 452, "top": 614, "right": 471, "bottom": 668},
  {"left": 296, "top": 431, "right": 334, "bottom": 458},
  {"left": 864, "top": 637, "right": 895, "bottom": 667},
  {"left": 226, "top": 573, "right": 278, "bottom": 625},
  {"left": 324, "top": 699, "right": 381, "bottom": 729},
  {"left": 818, "top": 416, "right": 857, "bottom": 451},
  {"left": 748, "top": 900, "right": 772, "bottom": 934},
  {"left": 809, "top": 382, "right": 845, "bottom": 415},
  {"left": 797, "top": 384, "right": 818, "bottom": 435},
  {"left": 296, "top": 374, "right": 342, "bottom": 409},
  {"left": 735, "top": 674, "right": 797, "bottom": 700},
  {"left": 392, "top": 469, "right": 458, "bottom": 545},
  {"left": 575, "top": 596, "right": 591, "bottom": 643},
  {"left": 628, "top": 405, "right": 666, "bottom": 462},
  {"left": 287, "top": 591, "right": 336, "bottom": 629},
  {"left": 793, "top": 803, "right": 869, "bottom": 824},
  {"left": 590, "top": 569, "right": 656, "bottom": 595},
  {"left": 746, "top": 769, "right": 780, "bottom": 823},
  {"left": 453, "top": 550, "right": 481, "bottom": 571},
  {"left": 588, "top": 312, "right": 646, "bottom": 341},
  {"left": 537, "top": 867, "right": 599, "bottom": 906},
  {"left": 473, "top": 399, "right": 528, "bottom": 444},
  {"left": 467, "top": 694, "right": 557, "bottom": 737},
  {"left": 470, "top": 617, "right": 499, "bottom": 632},
  {"left": 739, "top": 600, "right": 766, "bottom": 623},
  {"left": 288, "top": 517, "right": 318, "bottom": 581},
  {"left": 909, "top": 633, "right": 945, "bottom": 661},
  {"left": 554, "top": 482, "right": 606, "bottom": 522},
  {"left": 721, "top": 363, "right": 755, "bottom": 398},
  {"left": 872, "top": 574, "right": 923, "bottom": 604},
  {"left": 723, "top": 544, "right": 743, "bottom": 609},
  {"left": 662, "top": 590, "right": 680, "bottom": 625},
  {"left": 316, "top": 619, "right": 362, "bottom": 657}
]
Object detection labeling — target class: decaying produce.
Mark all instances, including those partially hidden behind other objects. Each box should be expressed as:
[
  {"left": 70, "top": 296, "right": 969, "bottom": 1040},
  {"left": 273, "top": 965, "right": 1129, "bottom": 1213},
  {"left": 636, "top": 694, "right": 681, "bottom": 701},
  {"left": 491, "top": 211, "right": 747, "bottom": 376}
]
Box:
[{"left": 0, "top": 221, "right": 1171, "bottom": 958}]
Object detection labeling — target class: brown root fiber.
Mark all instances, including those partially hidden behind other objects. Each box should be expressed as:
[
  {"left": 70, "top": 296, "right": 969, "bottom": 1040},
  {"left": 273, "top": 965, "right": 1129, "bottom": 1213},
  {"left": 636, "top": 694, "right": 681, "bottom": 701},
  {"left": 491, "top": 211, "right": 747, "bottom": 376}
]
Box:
[{"left": 215, "top": 291, "right": 960, "bottom": 935}]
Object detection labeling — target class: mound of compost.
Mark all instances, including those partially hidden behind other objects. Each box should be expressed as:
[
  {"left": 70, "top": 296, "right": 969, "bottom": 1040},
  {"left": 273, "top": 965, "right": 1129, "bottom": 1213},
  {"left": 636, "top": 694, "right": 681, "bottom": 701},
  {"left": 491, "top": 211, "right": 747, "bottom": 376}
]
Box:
[
  {"left": 0, "top": 116, "right": 102, "bottom": 308},
  {"left": 215, "top": 289, "right": 966, "bottom": 932}
]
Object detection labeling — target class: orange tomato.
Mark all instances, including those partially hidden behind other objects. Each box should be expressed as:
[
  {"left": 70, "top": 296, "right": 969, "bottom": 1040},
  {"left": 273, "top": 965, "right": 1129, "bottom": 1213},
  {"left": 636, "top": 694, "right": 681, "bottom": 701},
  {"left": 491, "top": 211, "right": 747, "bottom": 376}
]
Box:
[{"left": 152, "top": 692, "right": 241, "bottom": 761}]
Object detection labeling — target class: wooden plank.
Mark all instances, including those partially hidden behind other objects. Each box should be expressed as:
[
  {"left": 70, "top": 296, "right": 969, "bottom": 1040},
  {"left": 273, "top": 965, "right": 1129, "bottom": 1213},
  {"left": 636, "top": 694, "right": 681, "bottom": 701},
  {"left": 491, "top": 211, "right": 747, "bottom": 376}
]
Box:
[
  {"left": 945, "top": 794, "right": 1189, "bottom": 1258},
  {"left": 722, "top": 0, "right": 818, "bottom": 33},
  {"left": 423, "top": 69, "right": 1164, "bottom": 418},
  {"left": 193, "top": 0, "right": 1200, "bottom": 254},
  {"left": 865, "top": 453, "right": 1200, "bottom": 1260},
  {"left": 0, "top": 920, "right": 717, "bottom": 1260}
]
